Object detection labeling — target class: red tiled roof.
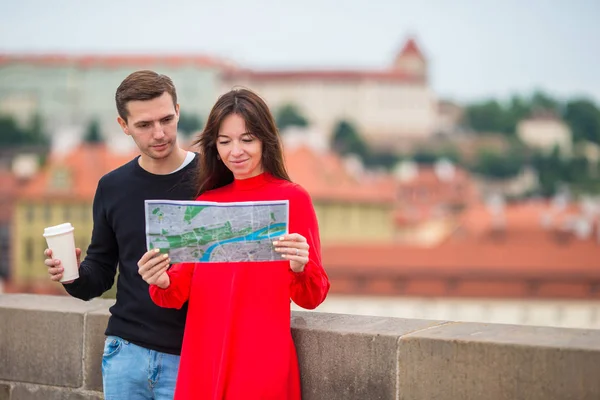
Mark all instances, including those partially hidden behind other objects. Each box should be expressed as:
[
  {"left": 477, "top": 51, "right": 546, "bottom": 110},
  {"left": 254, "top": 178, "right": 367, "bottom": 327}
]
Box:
[
  {"left": 18, "top": 143, "right": 394, "bottom": 205},
  {"left": 0, "top": 54, "right": 234, "bottom": 69},
  {"left": 323, "top": 199, "right": 600, "bottom": 277},
  {"left": 284, "top": 145, "right": 395, "bottom": 204},
  {"left": 18, "top": 144, "right": 138, "bottom": 202},
  {"left": 222, "top": 69, "right": 426, "bottom": 84},
  {"left": 397, "top": 38, "right": 425, "bottom": 60},
  {"left": 459, "top": 201, "right": 585, "bottom": 237},
  {"left": 322, "top": 235, "right": 600, "bottom": 279}
]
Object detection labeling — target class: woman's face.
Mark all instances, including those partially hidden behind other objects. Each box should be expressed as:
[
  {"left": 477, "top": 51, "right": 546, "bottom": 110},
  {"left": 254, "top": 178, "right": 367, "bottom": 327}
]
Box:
[{"left": 216, "top": 113, "right": 264, "bottom": 180}]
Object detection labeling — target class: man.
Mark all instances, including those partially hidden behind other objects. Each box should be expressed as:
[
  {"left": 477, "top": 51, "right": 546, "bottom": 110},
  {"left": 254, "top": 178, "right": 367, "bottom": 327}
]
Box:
[{"left": 44, "top": 70, "right": 198, "bottom": 399}]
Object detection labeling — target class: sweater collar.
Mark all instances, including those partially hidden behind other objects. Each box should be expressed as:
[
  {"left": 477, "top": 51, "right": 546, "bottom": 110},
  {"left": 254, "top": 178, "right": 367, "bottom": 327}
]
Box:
[{"left": 231, "top": 172, "right": 273, "bottom": 191}]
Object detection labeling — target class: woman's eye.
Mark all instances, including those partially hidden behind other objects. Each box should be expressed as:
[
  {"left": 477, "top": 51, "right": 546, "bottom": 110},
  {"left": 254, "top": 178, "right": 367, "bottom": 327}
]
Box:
[
  {"left": 218, "top": 141, "right": 230, "bottom": 145},
  {"left": 242, "top": 138, "right": 253, "bottom": 143}
]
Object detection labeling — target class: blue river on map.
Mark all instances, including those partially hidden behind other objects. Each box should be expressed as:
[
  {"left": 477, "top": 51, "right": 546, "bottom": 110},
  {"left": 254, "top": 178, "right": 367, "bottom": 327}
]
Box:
[{"left": 199, "top": 222, "right": 286, "bottom": 261}]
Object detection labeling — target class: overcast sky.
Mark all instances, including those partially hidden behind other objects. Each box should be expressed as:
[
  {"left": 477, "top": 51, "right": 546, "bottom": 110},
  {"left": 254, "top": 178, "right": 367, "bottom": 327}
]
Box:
[{"left": 1, "top": 0, "right": 598, "bottom": 103}]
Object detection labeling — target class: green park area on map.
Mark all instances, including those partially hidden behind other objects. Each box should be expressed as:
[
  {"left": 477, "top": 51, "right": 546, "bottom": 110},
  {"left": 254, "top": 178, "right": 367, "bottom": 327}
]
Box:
[{"left": 144, "top": 200, "right": 289, "bottom": 263}]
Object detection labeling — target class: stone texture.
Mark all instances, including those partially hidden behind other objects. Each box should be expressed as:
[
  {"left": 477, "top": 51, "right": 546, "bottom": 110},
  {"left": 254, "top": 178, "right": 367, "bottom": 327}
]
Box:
[
  {"left": 11, "top": 384, "right": 103, "bottom": 400},
  {"left": 82, "top": 302, "right": 113, "bottom": 391},
  {"left": 0, "top": 294, "right": 106, "bottom": 387},
  {"left": 291, "top": 311, "right": 446, "bottom": 400},
  {"left": 397, "top": 321, "right": 600, "bottom": 400},
  {"left": 3, "top": 294, "right": 600, "bottom": 400},
  {"left": 0, "top": 383, "right": 11, "bottom": 400}
]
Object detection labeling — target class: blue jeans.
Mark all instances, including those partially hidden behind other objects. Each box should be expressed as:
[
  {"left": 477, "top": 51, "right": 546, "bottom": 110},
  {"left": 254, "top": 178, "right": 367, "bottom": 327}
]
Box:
[{"left": 102, "top": 335, "right": 180, "bottom": 400}]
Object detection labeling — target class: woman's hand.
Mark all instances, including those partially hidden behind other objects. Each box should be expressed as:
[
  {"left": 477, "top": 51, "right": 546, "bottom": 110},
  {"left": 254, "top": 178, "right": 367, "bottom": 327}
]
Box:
[
  {"left": 273, "top": 233, "right": 310, "bottom": 273},
  {"left": 138, "top": 249, "right": 171, "bottom": 289}
]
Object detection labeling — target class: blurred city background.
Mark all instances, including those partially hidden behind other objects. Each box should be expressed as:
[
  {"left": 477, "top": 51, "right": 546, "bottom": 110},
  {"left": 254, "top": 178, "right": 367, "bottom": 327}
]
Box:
[{"left": 1, "top": 0, "right": 599, "bottom": 330}]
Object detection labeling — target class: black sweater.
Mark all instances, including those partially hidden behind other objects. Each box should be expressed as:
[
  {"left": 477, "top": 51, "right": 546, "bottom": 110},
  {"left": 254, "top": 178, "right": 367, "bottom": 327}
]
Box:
[{"left": 64, "top": 155, "right": 198, "bottom": 355}]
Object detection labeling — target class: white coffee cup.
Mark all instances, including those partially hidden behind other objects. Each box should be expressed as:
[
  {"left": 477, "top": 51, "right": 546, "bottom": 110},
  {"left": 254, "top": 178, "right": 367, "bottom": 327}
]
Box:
[{"left": 43, "top": 223, "right": 79, "bottom": 283}]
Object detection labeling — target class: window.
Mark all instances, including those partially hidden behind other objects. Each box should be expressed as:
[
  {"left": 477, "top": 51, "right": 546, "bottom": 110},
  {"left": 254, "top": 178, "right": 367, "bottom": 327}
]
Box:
[
  {"left": 25, "top": 204, "right": 35, "bottom": 222},
  {"left": 63, "top": 205, "right": 71, "bottom": 221},
  {"left": 81, "top": 204, "right": 90, "bottom": 222},
  {"left": 24, "top": 238, "right": 34, "bottom": 264},
  {"left": 51, "top": 168, "right": 71, "bottom": 190},
  {"left": 44, "top": 204, "right": 52, "bottom": 222},
  {"left": 40, "top": 239, "right": 47, "bottom": 259},
  {"left": 0, "top": 226, "right": 9, "bottom": 278}
]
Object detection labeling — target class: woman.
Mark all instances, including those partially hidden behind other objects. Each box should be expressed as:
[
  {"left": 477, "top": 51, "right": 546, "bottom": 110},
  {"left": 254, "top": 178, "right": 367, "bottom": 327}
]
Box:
[{"left": 137, "top": 88, "right": 330, "bottom": 399}]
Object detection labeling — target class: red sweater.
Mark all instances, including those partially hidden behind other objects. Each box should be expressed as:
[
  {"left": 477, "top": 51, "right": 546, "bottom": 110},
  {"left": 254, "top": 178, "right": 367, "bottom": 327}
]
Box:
[{"left": 149, "top": 173, "right": 330, "bottom": 399}]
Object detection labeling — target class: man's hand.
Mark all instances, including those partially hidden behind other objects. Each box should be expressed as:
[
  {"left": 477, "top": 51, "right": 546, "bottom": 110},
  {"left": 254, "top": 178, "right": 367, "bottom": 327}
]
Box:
[
  {"left": 138, "top": 249, "right": 171, "bottom": 289},
  {"left": 44, "top": 248, "right": 81, "bottom": 283}
]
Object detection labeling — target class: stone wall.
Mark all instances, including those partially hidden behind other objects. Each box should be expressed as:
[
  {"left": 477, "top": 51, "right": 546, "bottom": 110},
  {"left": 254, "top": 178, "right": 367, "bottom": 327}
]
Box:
[{"left": 1, "top": 294, "right": 599, "bottom": 400}]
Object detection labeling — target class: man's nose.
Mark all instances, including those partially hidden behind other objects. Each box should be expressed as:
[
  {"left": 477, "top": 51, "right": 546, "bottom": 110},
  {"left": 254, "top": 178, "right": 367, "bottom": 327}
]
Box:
[{"left": 152, "top": 123, "right": 165, "bottom": 139}]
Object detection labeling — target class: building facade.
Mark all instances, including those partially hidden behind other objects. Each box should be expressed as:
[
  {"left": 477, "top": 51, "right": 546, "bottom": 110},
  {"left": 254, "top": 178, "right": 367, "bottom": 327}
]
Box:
[
  {"left": 11, "top": 144, "right": 137, "bottom": 289},
  {"left": 221, "top": 38, "right": 438, "bottom": 149},
  {"left": 0, "top": 55, "right": 225, "bottom": 146}
]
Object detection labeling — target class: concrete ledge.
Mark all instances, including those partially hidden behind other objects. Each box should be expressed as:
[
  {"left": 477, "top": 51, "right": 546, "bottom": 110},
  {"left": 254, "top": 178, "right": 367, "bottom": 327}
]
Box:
[
  {"left": 0, "top": 382, "right": 10, "bottom": 400},
  {"left": 292, "top": 312, "right": 447, "bottom": 400},
  {"left": 0, "top": 294, "right": 108, "bottom": 388},
  {"left": 397, "top": 322, "right": 600, "bottom": 400},
  {"left": 82, "top": 303, "right": 113, "bottom": 392},
  {"left": 0, "top": 382, "right": 103, "bottom": 400},
  {"left": 1, "top": 294, "right": 600, "bottom": 400}
]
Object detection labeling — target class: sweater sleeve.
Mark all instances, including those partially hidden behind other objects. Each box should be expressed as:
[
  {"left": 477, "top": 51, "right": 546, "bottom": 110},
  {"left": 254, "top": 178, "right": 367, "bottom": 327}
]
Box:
[
  {"left": 149, "top": 262, "right": 195, "bottom": 309},
  {"left": 63, "top": 180, "right": 118, "bottom": 300},
  {"left": 288, "top": 186, "right": 330, "bottom": 309}
]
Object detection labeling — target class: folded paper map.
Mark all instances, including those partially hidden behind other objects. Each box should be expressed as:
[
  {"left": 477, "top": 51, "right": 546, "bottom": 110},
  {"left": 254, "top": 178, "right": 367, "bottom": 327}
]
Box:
[{"left": 144, "top": 200, "right": 289, "bottom": 263}]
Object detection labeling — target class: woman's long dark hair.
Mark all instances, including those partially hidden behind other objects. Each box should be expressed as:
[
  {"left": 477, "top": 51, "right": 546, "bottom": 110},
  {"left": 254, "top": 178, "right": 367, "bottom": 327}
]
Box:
[{"left": 193, "top": 88, "right": 291, "bottom": 197}]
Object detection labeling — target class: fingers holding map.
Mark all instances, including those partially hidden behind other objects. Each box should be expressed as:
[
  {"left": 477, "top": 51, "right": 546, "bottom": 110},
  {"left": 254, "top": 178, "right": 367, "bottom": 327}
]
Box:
[{"left": 144, "top": 200, "right": 289, "bottom": 263}]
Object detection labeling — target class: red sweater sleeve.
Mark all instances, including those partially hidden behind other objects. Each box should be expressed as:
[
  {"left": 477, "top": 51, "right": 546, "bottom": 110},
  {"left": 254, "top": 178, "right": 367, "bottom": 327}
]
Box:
[
  {"left": 149, "top": 262, "right": 195, "bottom": 309},
  {"left": 288, "top": 186, "right": 330, "bottom": 309}
]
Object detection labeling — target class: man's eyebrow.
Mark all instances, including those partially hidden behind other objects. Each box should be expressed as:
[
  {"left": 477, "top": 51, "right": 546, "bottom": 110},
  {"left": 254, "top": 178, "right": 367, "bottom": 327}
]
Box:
[{"left": 134, "top": 114, "right": 176, "bottom": 126}]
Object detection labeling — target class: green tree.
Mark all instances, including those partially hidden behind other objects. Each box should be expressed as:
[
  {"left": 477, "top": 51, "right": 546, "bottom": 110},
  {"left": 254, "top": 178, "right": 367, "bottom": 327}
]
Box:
[
  {"left": 530, "top": 90, "right": 561, "bottom": 113},
  {"left": 364, "top": 151, "right": 400, "bottom": 170},
  {"left": 463, "top": 91, "right": 562, "bottom": 135},
  {"left": 275, "top": 104, "right": 308, "bottom": 131},
  {"left": 412, "top": 149, "right": 439, "bottom": 164},
  {"left": 178, "top": 113, "right": 204, "bottom": 137},
  {"left": 83, "top": 119, "right": 103, "bottom": 143},
  {"left": 531, "top": 146, "right": 565, "bottom": 196},
  {"left": 27, "top": 114, "right": 49, "bottom": 145},
  {"left": 464, "top": 100, "right": 508, "bottom": 133},
  {"left": 0, "top": 116, "right": 23, "bottom": 145},
  {"left": 563, "top": 99, "right": 600, "bottom": 144},
  {"left": 0, "top": 114, "right": 49, "bottom": 147},
  {"left": 473, "top": 144, "right": 525, "bottom": 179},
  {"left": 505, "top": 95, "right": 532, "bottom": 133},
  {"left": 331, "top": 120, "right": 368, "bottom": 160}
]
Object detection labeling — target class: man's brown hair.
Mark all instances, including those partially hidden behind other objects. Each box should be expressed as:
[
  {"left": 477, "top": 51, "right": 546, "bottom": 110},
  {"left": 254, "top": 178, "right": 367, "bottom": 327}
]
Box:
[{"left": 115, "top": 70, "right": 177, "bottom": 122}]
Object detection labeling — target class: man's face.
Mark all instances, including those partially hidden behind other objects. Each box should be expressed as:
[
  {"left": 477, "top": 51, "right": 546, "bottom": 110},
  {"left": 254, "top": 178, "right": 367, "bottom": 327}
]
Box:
[{"left": 118, "top": 92, "right": 180, "bottom": 161}]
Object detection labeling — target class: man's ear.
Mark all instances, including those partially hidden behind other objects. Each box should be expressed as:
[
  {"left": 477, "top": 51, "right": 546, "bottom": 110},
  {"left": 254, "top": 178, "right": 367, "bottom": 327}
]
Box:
[
  {"left": 175, "top": 103, "right": 180, "bottom": 122},
  {"left": 117, "top": 116, "right": 129, "bottom": 135}
]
